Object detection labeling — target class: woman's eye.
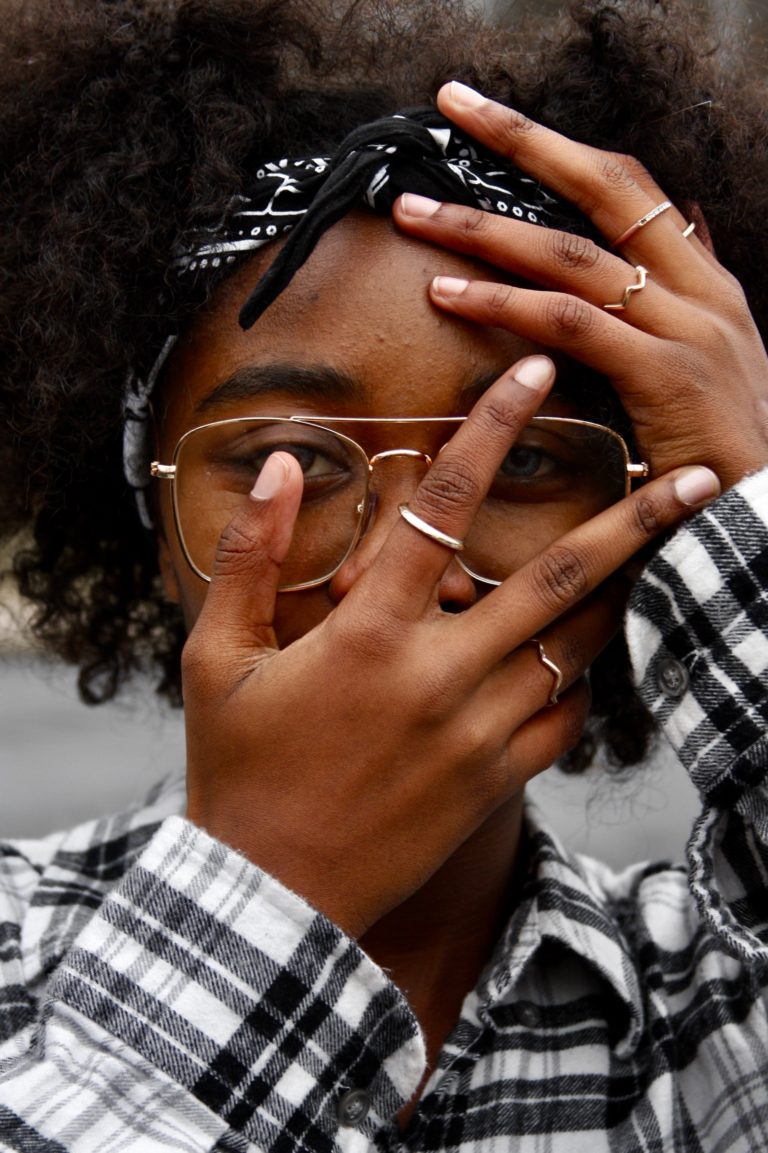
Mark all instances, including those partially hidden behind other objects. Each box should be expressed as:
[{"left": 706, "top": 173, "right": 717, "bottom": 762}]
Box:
[
  {"left": 250, "top": 443, "right": 340, "bottom": 479},
  {"left": 498, "top": 446, "right": 555, "bottom": 479}
]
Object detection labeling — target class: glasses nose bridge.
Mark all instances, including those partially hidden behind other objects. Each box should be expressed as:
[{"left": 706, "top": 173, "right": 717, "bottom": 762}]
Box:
[
  {"left": 359, "top": 448, "right": 434, "bottom": 539},
  {"left": 366, "top": 446, "right": 434, "bottom": 503},
  {"left": 368, "top": 446, "right": 434, "bottom": 471}
]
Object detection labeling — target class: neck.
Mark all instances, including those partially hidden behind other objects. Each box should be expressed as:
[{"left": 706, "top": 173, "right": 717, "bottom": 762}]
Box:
[{"left": 359, "top": 794, "right": 526, "bottom": 1066}]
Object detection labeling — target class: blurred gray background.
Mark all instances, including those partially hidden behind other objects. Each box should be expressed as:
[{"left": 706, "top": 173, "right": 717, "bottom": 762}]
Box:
[{"left": 0, "top": 620, "right": 700, "bottom": 867}]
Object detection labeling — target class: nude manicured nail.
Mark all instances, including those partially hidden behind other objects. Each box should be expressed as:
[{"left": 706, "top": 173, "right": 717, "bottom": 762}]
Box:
[
  {"left": 673, "top": 466, "right": 721, "bottom": 506},
  {"left": 432, "top": 276, "right": 469, "bottom": 297},
  {"left": 449, "top": 81, "right": 486, "bottom": 109},
  {"left": 514, "top": 356, "right": 554, "bottom": 392},
  {"left": 250, "top": 452, "right": 290, "bottom": 501},
  {"left": 400, "top": 193, "right": 441, "bottom": 218}
]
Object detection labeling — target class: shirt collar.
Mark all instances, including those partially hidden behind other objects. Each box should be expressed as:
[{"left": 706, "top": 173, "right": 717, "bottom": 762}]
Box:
[{"left": 478, "top": 801, "right": 646, "bottom": 1058}]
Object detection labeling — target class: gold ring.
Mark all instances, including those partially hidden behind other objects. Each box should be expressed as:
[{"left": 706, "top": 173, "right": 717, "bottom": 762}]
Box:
[
  {"left": 610, "top": 200, "right": 673, "bottom": 248},
  {"left": 603, "top": 265, "right": 648, "bottom": 312},
  {"left": 531, "top": 639, "right": 563, "bottom": 706},
  {"left": 398, "top": 504, "right": 464, "bottom": 551}
]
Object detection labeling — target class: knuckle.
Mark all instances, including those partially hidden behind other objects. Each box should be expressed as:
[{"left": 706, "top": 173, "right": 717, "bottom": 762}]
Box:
[
  {"left": 531, "top": 545, "right": 589, "bottom": 608},
  {"left": 716, "top": 265, "right": 745, "bottom": 299},
  {"left": 598, "top": 155, "right": 638, "bottom": 195},
  {"left": 717, "top": 280, "right": 752, "bottom": 328},
  {"left": 615, "top": 152, "right": 653, "bottom": 186},
  {"left": 550, "top": 231, "right": 601, "bottom": 274},
  {"left": 475, "top": 394, "right": 526, "bottom": 442},
  {"left": 632, "top": 491, "right": 665, "bottom": 536},
  {"left": 456, "top": 207, "right": 490, "bottom": 240},
  {"left": 180, "top": 630, "right": 210, "bottom": 686},
  {"left": 493, "top": 105, "right": 535, "bottom": 154},
  {"left": 417, "top": 458, "right": 481, "bottom": 519},
  {"left": 484, "top": 282, "right": 515, "bottom": 317},
  {"left": 545, "top": 294, "right": 596, "bottom": 343},
  {"left": 213, "top": 517, "right": 258, "bottom": 576}
]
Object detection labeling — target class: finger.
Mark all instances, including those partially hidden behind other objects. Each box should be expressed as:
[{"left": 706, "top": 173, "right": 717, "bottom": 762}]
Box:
[
  {"left": 455, "top": 463, "right": 721, "bottom": 672},
  {"left": 191, "top": 451, "right": 304, "bottom": 656},
  {"left": 502, "top": 677, "right": 592, "bottom": 787},
  {"left": 435, "top": 82, "right": 716, "bottom": 283},
  {"left": 370, "top": 354, "right": 556, "bottom": 620},
  {"left": 466, "top": 572, "right": 627, "bottom": 724},
  {"left": 429, "top": 276, "right": 659, "bottom": 399},
  {"left": 427, "top": 276, "right": 761, "bottom": 483},
  {"left": 394, "top": 196, "right": 716, "bottom": 315}
]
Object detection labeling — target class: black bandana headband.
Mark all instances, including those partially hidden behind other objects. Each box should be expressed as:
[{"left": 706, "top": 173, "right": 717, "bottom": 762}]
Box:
[{"left": 123, "top": 108, "right": 594, "bottom": 527}]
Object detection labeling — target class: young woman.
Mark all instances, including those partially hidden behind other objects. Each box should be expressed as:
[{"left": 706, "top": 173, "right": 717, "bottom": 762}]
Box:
[{"left": 1, "top": 1, "right": 767, "bottom": 1149}]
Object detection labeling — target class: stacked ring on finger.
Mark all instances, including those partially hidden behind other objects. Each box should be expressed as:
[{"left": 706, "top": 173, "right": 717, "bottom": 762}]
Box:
[
  {"left": 398, "top": 504, "right": 465, "bottom": 551},
  {"left": 610, "top": 200, "right": 673, "bottom": 249},
  {"left": 603, "top": 265, "right": 648, "bottom": 312},
  {"left": 530, "top": 638, "right": 563, "bottom": 707}
]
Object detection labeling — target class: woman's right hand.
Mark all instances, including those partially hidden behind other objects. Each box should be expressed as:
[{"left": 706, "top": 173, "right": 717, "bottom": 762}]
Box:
[{"left": 183, "top": 356, "right": 719, "bottom": 939}]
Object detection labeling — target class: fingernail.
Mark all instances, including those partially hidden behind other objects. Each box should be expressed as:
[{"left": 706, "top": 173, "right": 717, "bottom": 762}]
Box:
[
  {"left": 514, "top": 355, "right": 554, "bottom": 392},
  {"left": 250, "top": 452, "right": 290, "bottom": 501},
  {"left": 673, "top": 466, "right": 721, "bottom": 506},
  {"left": 448, "top": 81, "right": 486, "bottom": 109},
  {"left": 400, "top": 193, "right": 441, "bottom": 218},
  {"left": 432, "top": 275, "right": 469, "bottom": 297}
]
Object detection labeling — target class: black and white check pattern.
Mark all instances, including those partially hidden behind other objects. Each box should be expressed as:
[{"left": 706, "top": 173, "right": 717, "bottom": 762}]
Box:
[{"left": 1, "top": 470, "right": 768, "bottom": 1152}]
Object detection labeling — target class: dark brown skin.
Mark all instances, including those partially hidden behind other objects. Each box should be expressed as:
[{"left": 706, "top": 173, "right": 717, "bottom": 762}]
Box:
[{"left": 153, "top": 86, "right": 768, "bottom": 1116}]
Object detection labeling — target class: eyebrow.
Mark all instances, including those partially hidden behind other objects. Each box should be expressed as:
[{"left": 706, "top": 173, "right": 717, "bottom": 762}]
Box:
[
  {"left": 196, "top": 364, "right": 370, "bottom": 413},
  {"left": 196, "top": 361, "right": 513, "bottom": 414}
]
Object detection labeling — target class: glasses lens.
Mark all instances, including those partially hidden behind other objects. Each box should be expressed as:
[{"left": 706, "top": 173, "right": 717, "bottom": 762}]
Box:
[
  {"left": 174, "top": 419, "right": 368, "bottom": 587},
  {"left": 172, "top": 416, "right": 631, "bottom": 589},
  {"left": 462, "top": 418, "right": 629, "bottom": 584}
]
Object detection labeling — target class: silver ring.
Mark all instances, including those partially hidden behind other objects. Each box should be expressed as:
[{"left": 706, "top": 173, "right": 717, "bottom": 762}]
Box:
[
  {"left": 398, "top": 504, "right": 464, "bottom": 551},
  {"left": 603, "top": 265, "right": 648, "bottom": 312},
  {"left": 531, "top": 638, "right": 563, "bottom": 706},
  {"left": 610, "top": 200, "right": 673, "bottom": 248},
  {"left": 681, "top": 221, "right": 696, "bottom": 239}
]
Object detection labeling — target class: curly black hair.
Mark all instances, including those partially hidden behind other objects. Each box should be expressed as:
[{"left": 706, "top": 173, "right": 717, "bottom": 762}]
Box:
[{"left": 2, "top": 0, "right": 767, "bottom": 771}]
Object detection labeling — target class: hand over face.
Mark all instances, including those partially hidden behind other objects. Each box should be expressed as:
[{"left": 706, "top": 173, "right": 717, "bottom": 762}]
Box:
[
  {"left": 393, "top": 82, "right": 768, "bottom": 490},
  {"left": 182, "top": 358, "right": 719, "bottom": 938}
]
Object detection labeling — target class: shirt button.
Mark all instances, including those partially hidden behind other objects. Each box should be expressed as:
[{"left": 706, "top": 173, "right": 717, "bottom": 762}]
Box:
[
  {"left": 657, "top": 658, "right": 689, "bottom": 699},
  {"left": 515, "top": 1001, "right": 541, "bottom": 1028},
  {"left": 337, "top": 1088, "right": 372, "bottom": 1127}
]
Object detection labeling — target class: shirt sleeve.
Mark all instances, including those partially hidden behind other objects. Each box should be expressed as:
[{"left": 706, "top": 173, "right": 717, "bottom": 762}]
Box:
[
  {"left": 0, "top": 816, "right": 424, "bottom": 1152},
  {"left": 626, "top": 467, "right": 768, "bottom": 963}
]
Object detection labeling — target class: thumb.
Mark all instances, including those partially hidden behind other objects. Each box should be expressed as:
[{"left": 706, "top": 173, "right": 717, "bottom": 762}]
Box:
[{"left": 195, "top": 451, "right": 304, "bottom": 653}]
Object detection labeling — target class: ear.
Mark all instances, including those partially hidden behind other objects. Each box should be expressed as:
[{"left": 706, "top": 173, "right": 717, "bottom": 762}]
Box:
[{"left": 157, "top": 535, "right": 181, "bottom": 604}]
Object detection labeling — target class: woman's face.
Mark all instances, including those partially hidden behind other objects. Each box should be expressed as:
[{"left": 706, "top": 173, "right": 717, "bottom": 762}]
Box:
[{"left": 156, "top": 211, "right": 597, "bottom": 644}]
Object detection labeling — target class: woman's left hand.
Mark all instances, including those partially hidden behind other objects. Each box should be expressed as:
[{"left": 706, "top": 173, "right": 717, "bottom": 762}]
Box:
[{"left": 393, "top": 81, "right": 768, "bottom": 491}]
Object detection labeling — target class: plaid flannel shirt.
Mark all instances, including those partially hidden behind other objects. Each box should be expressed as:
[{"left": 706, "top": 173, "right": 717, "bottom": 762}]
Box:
[{"left": 1, "top": 470, "right": 767, "bottom": 1152}]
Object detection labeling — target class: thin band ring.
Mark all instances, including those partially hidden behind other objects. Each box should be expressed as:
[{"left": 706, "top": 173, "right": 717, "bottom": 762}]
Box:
[
  {"left": 603, "top": 265, "right": 648, "bottom": 312},
  {"left": 530, "top": 638, "right": 563, "bottom": 706},
  {"left": 610, "top": 200, "right": 673, "bottom": 249},
  {"left": 398, "top": 504, "right": 465, "bottom": 551},
  {"left": 681, "top": 221, "right": 697, "bottom": 239}
]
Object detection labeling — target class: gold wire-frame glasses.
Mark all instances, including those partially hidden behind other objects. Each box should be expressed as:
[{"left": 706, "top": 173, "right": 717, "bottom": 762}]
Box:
[{"left": 152, "top": 414, "right": 648, "bottom": 591}]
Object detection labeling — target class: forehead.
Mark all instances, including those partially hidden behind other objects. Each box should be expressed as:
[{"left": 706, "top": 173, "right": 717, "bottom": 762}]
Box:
[{"left": 159, "top": 211, "right": 535, "bottom": 431}]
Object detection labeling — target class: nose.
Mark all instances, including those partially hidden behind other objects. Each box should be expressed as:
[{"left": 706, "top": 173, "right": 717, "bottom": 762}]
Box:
[{"left": 327, "top": 469, "right": 478, "bottom": 611}]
